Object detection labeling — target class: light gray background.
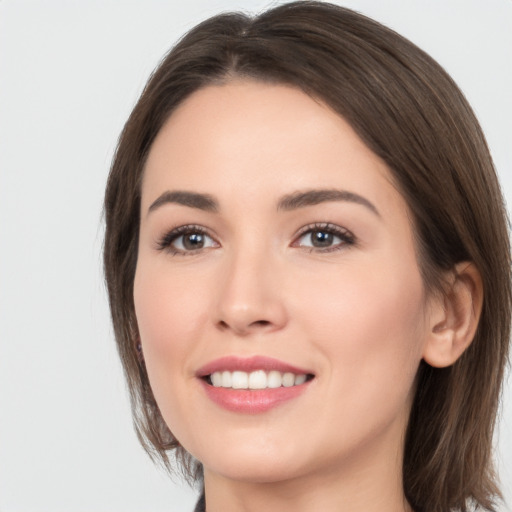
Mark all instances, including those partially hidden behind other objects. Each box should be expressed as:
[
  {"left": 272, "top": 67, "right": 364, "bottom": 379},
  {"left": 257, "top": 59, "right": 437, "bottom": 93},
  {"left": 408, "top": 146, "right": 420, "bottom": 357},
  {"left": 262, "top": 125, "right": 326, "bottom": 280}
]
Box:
[{"left": 0, "top": 1, "right": 510, "bottom": 511}]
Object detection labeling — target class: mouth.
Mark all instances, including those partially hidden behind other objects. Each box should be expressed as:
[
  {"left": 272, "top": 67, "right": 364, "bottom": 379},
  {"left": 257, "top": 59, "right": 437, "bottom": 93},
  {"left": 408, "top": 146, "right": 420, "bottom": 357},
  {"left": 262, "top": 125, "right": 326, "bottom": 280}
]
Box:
[
  {"left": 203, "top": 370, "right": 315, "bottom": 389},
  {"left": 196, "top": 356, "right": 315, "bottom": 413}
]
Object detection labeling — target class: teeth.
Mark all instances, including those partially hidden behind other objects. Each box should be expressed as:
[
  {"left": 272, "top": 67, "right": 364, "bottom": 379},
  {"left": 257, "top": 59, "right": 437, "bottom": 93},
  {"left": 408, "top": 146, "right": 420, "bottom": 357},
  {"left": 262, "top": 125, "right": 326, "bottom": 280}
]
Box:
[
  {"left": 232, "top": 371, "right": 248, "bottom": 389},
  {"left": 294, "top": 373, "right": 307, "bottom": 385},
  {"left": 282, "top": 372, "right": 295, "bottom": 387},
  {"left": 209, "top": 370, "right": 309, "bottom": 389},
  {"left": 267, "top": 370, "right": 282, "bottom": 388},
  {"left": 248, "top": 370, "right": 267, "bottom": 389},
  {"left": 221, "top": 370, "right": 232, "bottom": 388},
  {"left": 211, "top": 372, "right": 223, "bottom": 387}
]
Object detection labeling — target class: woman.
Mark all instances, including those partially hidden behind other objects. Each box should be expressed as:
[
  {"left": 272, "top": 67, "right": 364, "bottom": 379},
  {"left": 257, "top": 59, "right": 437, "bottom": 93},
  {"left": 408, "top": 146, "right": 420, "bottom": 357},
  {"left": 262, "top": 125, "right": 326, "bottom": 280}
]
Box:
[{"left": 103, "top": 2, "right": 511, "bottom": 511}]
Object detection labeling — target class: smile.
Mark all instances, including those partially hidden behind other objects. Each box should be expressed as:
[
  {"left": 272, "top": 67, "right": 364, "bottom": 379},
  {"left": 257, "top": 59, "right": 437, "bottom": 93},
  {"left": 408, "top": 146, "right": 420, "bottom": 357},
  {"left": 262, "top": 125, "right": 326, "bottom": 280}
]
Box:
[
  {"left": 208, "top": 370, "right": 310, "bottom": 389},
  {"left": 197, "top": 356, "right": 315, "bottom": 413}
]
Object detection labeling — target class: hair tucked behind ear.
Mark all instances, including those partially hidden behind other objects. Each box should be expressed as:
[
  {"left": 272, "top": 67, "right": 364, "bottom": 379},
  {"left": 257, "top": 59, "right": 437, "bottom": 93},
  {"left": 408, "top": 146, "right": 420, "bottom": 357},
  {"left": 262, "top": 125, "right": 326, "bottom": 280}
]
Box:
[{"left": 104, "top": 2, "right": 511, "bottom": 509}]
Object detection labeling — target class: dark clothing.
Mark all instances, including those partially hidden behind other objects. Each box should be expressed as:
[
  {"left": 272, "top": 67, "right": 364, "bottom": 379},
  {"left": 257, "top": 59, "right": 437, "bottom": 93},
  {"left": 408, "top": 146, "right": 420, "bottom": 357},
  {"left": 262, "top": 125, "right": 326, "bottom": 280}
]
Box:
[{"left": 194, "top": 492, "right": 206, "bottom": 512}]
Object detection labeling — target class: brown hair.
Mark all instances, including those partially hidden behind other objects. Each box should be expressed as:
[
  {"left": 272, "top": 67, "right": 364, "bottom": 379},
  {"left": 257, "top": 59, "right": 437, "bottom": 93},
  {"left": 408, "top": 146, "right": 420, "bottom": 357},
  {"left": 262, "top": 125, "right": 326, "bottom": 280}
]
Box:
[{"left": 103, "top": 2, "right": 511, "bottom": 511}]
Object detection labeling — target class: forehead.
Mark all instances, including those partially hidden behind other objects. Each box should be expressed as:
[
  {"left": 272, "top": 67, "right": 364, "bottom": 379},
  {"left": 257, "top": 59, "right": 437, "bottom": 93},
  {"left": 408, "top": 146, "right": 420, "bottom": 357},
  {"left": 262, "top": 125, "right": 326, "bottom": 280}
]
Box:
[{"left": 142, "top": 80, "right": 402, "bottom": 218}]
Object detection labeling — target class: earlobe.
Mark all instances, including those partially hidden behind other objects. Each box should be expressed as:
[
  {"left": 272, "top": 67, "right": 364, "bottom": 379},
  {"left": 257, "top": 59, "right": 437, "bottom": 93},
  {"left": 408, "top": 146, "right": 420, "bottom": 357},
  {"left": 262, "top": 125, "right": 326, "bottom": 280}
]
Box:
[{"left": 422, "top": 262, "right": 483, "bottom": 368}]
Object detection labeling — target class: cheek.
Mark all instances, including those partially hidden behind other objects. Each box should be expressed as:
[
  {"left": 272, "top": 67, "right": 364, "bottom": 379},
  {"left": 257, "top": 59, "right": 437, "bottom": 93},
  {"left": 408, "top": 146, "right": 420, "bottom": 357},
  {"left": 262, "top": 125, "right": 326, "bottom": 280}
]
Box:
[
  {"left": 133, "top": 258, "right": 211, "bottom": 423},
  {"left": 134, "top": 257, "right": 208, "bottom": 354},
  {"left": 293, "top": 255, "right": 426, "bottom": 402}
]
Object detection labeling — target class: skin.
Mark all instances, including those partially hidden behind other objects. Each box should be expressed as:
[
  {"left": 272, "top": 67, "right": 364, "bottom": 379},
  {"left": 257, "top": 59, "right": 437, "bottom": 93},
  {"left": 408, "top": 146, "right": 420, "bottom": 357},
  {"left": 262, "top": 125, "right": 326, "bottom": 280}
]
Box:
[{"left": 134, "top": 81, "right": 480, "bottom": 512}]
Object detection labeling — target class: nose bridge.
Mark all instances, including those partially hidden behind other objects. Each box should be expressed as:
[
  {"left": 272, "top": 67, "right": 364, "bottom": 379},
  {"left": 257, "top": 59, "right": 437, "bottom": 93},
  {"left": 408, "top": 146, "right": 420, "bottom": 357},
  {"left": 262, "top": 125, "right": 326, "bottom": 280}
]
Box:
[{"left": 214, "top": 236, "right": 286, "bottom": 335}]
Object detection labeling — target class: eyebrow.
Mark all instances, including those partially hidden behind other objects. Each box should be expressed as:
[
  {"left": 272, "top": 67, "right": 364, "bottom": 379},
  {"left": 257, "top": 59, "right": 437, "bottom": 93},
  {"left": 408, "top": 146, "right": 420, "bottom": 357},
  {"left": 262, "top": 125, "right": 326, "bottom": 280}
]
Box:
[
  {"left": 147, "top": 188, "right": 379, "bottom": 217},
  {"left": 148, "top": 190, "right": 219, "bottom": 214},
  {"left": 277, "top": 189, "right": 380, "bottom": 216}
]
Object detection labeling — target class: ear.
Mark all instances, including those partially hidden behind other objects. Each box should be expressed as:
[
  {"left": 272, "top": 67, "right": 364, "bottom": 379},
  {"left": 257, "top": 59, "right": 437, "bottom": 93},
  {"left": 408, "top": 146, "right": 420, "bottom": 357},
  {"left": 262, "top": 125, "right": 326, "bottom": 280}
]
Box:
[{"left": 422, "top": 262, "right": 483, "bottom": 368}]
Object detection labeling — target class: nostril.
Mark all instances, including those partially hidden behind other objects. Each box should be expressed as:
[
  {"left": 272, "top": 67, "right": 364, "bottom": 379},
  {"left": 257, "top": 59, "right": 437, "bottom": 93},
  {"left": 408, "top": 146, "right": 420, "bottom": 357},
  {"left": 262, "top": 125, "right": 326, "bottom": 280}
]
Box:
[
  {"left": 251, "top": 320, "right": 271, "bottom": 328},
  {"left": 216, "top": 318, "right": 273, "bottom": 334},
  {"left": 218, "top": 320, "right": 229, "bottom": 330}
]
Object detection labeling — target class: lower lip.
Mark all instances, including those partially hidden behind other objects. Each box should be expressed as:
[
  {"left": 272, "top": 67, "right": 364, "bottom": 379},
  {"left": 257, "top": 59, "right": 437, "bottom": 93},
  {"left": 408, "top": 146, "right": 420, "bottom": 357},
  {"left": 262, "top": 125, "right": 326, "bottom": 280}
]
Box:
[{"left": 200, "top": 379, "right": 311, "bottom": 414}]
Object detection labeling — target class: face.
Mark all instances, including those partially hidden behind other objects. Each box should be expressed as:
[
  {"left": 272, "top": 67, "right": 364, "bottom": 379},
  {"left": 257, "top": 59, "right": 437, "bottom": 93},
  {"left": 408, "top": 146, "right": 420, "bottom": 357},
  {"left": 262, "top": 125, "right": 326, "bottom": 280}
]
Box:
[{"left": 134, "top": 81, "right": 432, "bottom": 485}]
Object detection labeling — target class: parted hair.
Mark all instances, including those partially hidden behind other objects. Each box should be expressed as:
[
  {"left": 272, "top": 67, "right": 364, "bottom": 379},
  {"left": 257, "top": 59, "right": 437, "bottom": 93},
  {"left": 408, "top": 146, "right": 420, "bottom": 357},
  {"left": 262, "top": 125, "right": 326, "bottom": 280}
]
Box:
[{"left": 103, "top": 2, "right": 511, "bottom": 511}]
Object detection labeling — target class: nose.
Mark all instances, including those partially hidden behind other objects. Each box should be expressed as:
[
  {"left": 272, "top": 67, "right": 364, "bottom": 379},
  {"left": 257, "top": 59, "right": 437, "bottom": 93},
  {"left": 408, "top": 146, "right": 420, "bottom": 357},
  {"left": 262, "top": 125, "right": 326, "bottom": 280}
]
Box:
[{"left": 214, "top": 247, "right": 288, "bottom": 337}]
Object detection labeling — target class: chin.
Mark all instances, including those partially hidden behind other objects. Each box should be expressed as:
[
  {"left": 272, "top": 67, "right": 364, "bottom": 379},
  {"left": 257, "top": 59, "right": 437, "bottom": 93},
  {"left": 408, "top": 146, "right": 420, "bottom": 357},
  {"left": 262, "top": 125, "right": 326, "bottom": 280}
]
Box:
[
  {"left": 184, "top": 430, "right": 312, "bottom": 484},
  {"left": 203, "top": 455, "right": 308, "bottom": 485}
]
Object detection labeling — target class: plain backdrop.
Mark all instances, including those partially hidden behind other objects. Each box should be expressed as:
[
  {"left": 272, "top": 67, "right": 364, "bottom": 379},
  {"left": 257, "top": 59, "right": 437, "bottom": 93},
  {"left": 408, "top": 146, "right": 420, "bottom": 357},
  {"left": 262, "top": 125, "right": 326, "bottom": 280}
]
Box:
[{"left": 0, "top": 1, "right": 511, "bottom": 511}]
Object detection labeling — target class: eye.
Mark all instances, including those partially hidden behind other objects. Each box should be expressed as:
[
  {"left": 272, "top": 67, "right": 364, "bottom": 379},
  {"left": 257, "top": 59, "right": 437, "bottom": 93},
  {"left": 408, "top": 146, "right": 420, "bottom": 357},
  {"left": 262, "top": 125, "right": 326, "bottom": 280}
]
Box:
[
  {"left": 157, "top": 225, "right": 218, "bottom": 254},
  {"left": 293, "top": 223, "right": 355, "bottom": 252}
]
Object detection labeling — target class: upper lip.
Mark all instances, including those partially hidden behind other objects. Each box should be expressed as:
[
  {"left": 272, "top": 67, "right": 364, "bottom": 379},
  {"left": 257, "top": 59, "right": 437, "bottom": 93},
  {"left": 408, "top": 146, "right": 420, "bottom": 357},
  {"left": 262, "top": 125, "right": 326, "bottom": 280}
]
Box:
[{"left": 196, "top": 356, "right": 313, "bottom": 377}]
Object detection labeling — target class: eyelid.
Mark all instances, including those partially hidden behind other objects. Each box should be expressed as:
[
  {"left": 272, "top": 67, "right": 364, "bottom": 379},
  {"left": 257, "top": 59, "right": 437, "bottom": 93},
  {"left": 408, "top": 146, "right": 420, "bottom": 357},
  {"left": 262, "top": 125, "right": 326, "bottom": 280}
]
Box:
[
  {"left": 291, "top": 222, "right": 356, "bottom": 251},
  {"left": 154, "top": 221, "right": 355, "bottom": 255},
  {"left": 155, "top": 224, "right": 219, "bottom": 254}
]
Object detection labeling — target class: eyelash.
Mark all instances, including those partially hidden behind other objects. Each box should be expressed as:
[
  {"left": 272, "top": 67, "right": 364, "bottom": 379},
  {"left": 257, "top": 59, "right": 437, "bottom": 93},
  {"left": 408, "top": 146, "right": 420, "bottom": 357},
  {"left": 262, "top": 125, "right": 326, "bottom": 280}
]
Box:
[
  {"left": 156, "top": 222, "right": 356, "bottom": 255},
  {"left": 292, "top": 222, "right": 356, "bottom": 253},
  {"left": 156, "top": 224, "right": 215, "bottom": 255}
]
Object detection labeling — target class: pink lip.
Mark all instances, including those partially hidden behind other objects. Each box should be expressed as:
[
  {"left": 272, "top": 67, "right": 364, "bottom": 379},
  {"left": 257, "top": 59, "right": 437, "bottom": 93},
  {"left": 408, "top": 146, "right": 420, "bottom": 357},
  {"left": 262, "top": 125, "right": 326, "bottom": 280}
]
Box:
[
  {"left": 196, "top": 355, "right": 312, "bottom": 377},
  {"left": 196, "top": 356, "right": 314, "bottom": 414}
]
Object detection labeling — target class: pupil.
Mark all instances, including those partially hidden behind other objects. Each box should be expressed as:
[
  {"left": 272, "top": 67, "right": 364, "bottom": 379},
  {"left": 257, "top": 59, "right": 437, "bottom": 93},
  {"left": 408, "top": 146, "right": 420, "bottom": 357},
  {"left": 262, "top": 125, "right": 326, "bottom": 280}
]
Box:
[
  {"left": 183, "top": 233, "right": 204, "bottom": 250},
  {"left": 312, "top": 231, "right": 333, "bottom": 247}
]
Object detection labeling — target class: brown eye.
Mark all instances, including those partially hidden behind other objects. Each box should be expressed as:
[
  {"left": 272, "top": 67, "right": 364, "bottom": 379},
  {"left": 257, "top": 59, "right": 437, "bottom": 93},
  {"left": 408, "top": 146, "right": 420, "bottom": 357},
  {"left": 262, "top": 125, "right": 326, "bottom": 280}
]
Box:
[
  {"left": 171, "top": 231, "right": 216, "bottom": 252},
  {"left": 181, "top": 232, "right": 206, "bottom": 250},
  {"left": 309, "top": 230, "right": 334, "bottom": 247},
  {"left": 294, "top": 223, "right": 355, "bottom": 252},
  {"left": 157, "top": 225, "right": 219, "bottom": 254}
]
